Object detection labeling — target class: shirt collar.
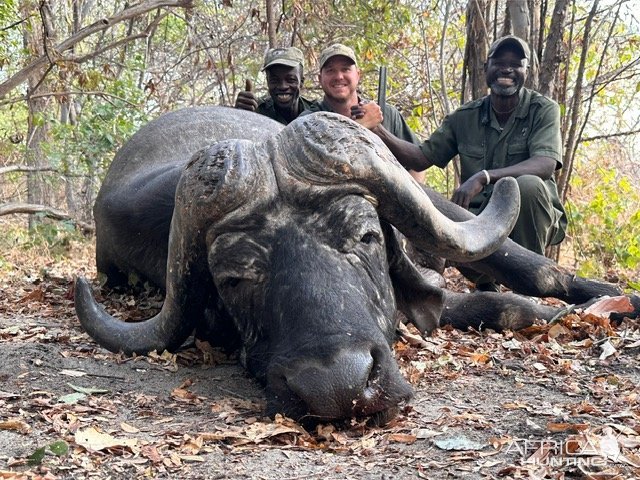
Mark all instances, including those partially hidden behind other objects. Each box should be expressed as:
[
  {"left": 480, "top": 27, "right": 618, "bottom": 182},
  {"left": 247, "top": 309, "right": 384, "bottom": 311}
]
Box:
[{"left": 481, "top": 88, "right": 526, "bottom": 125}]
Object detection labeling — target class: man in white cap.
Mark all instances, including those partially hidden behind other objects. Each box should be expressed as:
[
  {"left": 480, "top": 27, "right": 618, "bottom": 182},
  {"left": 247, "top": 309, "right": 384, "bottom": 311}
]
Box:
[
  {"left": 235, "top": 47, "right": 313, "bottom": 125},
  {"left": 304, "top": 43, "right": 425, "bottom": 182}
]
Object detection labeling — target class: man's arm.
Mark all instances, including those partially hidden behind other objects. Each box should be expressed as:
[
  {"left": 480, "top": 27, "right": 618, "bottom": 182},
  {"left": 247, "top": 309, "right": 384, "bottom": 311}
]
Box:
[
  {"left": 351, "top": 102, "right": 433, "bottom": 180},
  {"left": 451, "top": 156, "right": 556, "bottom": 209}
]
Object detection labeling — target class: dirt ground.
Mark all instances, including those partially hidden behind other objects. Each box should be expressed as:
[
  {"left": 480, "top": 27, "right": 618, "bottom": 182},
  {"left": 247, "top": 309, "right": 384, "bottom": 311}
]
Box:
[{"left": 1, "top": 238, "right": 639, "bottom": 480}]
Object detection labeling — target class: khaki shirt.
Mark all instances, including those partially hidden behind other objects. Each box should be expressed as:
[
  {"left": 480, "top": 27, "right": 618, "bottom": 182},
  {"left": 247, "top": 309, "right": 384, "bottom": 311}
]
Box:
[
  {"left": 421, "top": 87, "right": 566, "bottom": 239},
  {"left": 304, "top": 98, "right": 420, "bottom": 145},
  {"left": 256, "top": 96, "right": 314, "bottom": 125}
]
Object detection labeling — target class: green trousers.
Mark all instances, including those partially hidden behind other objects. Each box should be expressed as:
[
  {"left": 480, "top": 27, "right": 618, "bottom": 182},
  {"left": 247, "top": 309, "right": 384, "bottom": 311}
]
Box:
[{"left": 471, "top": 175, "right": 564, "bottom": 256}]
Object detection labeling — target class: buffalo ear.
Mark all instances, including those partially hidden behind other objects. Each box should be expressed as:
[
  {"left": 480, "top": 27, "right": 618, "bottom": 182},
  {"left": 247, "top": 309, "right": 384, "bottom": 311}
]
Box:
[{"left": 382, "top": 222, "right": 444, "bottom": 335}]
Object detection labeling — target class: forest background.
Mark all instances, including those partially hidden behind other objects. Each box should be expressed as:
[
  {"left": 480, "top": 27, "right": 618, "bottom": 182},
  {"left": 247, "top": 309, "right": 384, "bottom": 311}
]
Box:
[{"left": 0, "top": 0, "right": 639, "bottom": 284}]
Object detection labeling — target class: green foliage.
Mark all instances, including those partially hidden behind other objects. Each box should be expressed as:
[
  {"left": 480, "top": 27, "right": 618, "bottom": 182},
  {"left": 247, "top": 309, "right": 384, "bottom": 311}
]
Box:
[
  {"left": 0, "top": 1, "right": 26, "bottom": 77},
  {"left": 47, "top": 77, "right": 149, "bottom": 183},
  {"left": 27, "top": 440, "right": 69, "bottom": 465},
  {"left": 568, "top": 168, "right": 640, "bottom": 280}
]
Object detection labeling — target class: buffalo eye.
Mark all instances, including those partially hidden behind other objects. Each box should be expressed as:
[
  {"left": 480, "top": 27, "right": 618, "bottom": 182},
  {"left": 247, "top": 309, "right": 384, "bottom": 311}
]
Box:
[
  {"left": 359, "top": 231, "right": 380, "bottom": 245},
  {"left": 221, "top": 277, "right": 243, "bottom": 289}
]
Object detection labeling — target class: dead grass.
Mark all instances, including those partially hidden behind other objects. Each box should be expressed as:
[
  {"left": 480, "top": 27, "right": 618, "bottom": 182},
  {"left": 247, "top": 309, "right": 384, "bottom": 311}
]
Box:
[{"left": 0, "top": 217, "right": 96, "bottom": 288}]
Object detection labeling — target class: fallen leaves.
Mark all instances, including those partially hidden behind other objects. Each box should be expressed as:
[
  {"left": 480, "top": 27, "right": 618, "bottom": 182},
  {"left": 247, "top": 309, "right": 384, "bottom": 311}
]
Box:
[{"left": 2, "top": 250, "right": 639, "bottom": 478}]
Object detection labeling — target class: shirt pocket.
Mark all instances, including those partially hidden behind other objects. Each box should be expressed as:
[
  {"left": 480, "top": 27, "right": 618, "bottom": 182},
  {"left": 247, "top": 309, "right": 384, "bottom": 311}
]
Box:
[
  {"left": 507, "top": 142, "right": 529, "bottom": 165},
  {"left": 457, "top": 143, "right": 484, "bottom": 181}
]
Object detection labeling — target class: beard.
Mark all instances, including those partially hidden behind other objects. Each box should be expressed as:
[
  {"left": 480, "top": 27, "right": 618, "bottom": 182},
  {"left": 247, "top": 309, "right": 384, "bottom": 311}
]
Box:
[{"left": 489, "top": 80, "right": 520, "bottom": 97}]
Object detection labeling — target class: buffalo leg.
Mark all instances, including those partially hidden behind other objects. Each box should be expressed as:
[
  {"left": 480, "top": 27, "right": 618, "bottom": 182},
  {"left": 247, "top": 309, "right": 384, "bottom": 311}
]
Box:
[
  {"left": 422, "top": 187, "right": 622, "bottom": 303},
  {"left": 440, "top": 291, "right": 562, "bottom": 331}
]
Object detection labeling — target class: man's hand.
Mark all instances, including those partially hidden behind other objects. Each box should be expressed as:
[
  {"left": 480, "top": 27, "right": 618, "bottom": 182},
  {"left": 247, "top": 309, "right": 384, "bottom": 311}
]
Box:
[
  {"left": 451, "top": 171, "right": 488, "bottom": 210},
  {"left": 351, "top": 101, "right": 383, "bottom": 129},
  {"left": 235, "top": 79, "right": 258, "bottom": 112}
]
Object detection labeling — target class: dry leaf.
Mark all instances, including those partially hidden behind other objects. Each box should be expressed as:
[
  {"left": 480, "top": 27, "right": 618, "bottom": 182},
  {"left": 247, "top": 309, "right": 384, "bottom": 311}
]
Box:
[
  {"left": 141, "top": 445, "right": 164, "bottom": 463},
  {"left": 120, "top": 422, "right": 140, "bottom": 433},
  {"left": 469, "top": 352, "right": 491, "bottom": 364},
  {"left": 599, "top": 340, "right": 617, "bottom": 360},
  {"left": 584, "top": 296, "right": 633, "bottom": 317},
  {"left": 74, "top": 427, "right": 138, "bottom": 451},
  {"left": 0, "top": 418, "right": 30, "bottom": 434},
  {"left": 546, "top": 422, "right": 589, "bottom": 433},
  {"left": 388, "top": 433, "right": 417, "bottom": 444}
]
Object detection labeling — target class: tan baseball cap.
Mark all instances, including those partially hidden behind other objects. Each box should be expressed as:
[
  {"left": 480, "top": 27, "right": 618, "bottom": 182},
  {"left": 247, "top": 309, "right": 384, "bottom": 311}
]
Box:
[
  {"left": 318, "top": 43, "right": 358, "bottom": 70},
  {"left": 487, "top": 35, "right": 530, "bottom": 60},
  {"left": 261, "top": 47, "right": 304, "bottom": 71}
]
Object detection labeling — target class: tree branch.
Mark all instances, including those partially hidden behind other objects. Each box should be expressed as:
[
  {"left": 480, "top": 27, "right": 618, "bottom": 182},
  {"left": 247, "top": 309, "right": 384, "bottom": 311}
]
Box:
[
  {"left": 0, "top": 202, "right": 94, "bottom": 234},
  {"left": 0, "top": 165, "right": 59, "bottom": 175},
  {"left": 580, "top": 129, "right": 640, "bottom": 143},
  {"left": 0, "top": 90, "right": 140, "bottom": 108},
  {"left": 0, "top": 0, "right": 194, "bottom": 99},
  {"left": 65, "top": 32, "right": 150, "bottom": 64},
  {"left": 0, "top": 165, "right": 88, "bottom": 178}
]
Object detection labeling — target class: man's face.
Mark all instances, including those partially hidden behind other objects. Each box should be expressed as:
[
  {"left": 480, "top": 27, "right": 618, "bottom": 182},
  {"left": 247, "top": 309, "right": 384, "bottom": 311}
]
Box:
[
  {"left": 485, "top": 48, "right": 528, "bottom": 97},
  {"left": 318, "top": 56, "right": 360, "bottom": 103},
  {"left": 266, "top": 64, "right": 303, "bottom": 111}
]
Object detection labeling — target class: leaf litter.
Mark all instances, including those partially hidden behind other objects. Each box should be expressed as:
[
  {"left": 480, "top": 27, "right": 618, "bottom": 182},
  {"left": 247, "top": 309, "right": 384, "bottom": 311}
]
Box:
[{"left": 0, "top": 249, "right": 639, "bottom": 478}]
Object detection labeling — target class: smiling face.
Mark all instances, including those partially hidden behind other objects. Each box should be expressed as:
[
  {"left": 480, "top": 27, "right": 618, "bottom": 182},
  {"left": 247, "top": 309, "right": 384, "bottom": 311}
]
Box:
[
  {"left": 485, "top": 48, "right": 528, "bottom": 97},
  {"left": 318, "top": 56, "right": 361, "bottom": 104},
  {"left": 266, "top": 64, "right": 303, "bottom": 116}
]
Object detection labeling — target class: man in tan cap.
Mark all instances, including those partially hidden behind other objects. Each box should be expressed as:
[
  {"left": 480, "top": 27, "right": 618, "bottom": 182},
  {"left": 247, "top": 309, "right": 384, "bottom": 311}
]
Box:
[
  {"left": 303, "top": 43, "right": 425, "bottom": 182},
  {"left": 373, "top": 35, "right": 566, "bottom": 290},
  {"left": 235, "top": 47, "right": 313, "bottom": 125}
]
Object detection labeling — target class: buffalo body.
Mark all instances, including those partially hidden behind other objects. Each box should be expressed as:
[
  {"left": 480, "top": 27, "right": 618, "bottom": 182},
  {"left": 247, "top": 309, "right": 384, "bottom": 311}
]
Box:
[{"left": 76, "top": 106, "right": 632, "bottom": 422}]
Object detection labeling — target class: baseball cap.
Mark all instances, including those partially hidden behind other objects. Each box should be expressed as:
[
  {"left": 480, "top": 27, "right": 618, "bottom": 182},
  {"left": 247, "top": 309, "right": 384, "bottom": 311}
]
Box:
[
  {"left": 487, "top": 35, "right": 530, "bottom": 60},
  {"left": 318, "top": 43, "right": 358, "bottom": 70},
  {"left": 261, "top": 47, "right": 305, "bottom": 71}
]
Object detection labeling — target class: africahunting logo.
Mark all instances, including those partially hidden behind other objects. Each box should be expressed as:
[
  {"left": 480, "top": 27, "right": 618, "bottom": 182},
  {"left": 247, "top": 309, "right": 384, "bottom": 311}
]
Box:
[{"left": 505, "top": 431, "right": 623, "bottom": 469}]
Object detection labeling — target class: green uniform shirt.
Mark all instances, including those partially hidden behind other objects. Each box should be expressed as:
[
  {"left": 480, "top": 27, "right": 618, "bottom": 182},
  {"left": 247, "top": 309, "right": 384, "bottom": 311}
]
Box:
[
  {"left": 256, "top": 96, "right": 314, "bottom": 125},
  {"left": 303, "top": 98, "right": 420, "bottom": 145},
  {"left": 420, "top": 87, "right": 566, "bottom": 238}
]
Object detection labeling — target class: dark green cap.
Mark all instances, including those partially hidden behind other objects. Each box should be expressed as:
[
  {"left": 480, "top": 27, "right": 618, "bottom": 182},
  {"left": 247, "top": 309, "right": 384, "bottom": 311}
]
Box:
[
  {"left": 262, "top": 47, "right": 304, "bottom": 71},
  {"left": 488, "top": 35, "right": 530, "bottom": 60}
]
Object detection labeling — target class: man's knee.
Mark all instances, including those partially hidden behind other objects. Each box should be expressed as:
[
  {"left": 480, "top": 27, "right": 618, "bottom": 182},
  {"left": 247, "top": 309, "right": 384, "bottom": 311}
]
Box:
[{"left": 517, "top": 175, "right": 546, "bottom": 199}]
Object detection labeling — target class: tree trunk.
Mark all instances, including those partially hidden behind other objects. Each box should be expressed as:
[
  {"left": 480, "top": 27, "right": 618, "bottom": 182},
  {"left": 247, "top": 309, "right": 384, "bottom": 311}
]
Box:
[
  {"left": 507, "top": 0, "right": 538, "bottom": 88},
  {"left": 558, "top": 0, "right": 599, "bottom": 204},
  {"left": 22, "top": 0, "right": 57, "bottom": 229},
  {"left": 464, "top": 0, "right": 490, "bottom": 102},
  {"left": 507, "top": 0, "right": 529, "bottom": 39},
  {"left": 265, "top": 0, "right": 276, "bottom": 48},
  {"left": 538, "top": 0, "right": 570, "bottom": 97}
]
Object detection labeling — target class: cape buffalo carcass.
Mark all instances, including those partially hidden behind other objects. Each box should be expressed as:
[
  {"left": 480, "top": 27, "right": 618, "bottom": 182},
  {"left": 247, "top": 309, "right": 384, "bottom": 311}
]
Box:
[{"left": 75, "top": 106, "right": 633, "bottom": 423}]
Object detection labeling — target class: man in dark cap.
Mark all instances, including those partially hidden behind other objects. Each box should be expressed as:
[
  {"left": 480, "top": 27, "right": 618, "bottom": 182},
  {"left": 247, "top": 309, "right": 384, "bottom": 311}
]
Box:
[
  {"left": 303, "top": 43, "right": 425, "bottom": 182},
  {"left": 235, "top": 47, "right": 313, "bottom": 125},
  {"left": 377, "top": 35, "right": 566, "bottom": 289}
]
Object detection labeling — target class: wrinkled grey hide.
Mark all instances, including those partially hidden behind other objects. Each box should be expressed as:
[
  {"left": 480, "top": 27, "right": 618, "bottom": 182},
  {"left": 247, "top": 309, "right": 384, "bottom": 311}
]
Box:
[{"left": 76, "top": 106, "right": 632, "bottom": 423}]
